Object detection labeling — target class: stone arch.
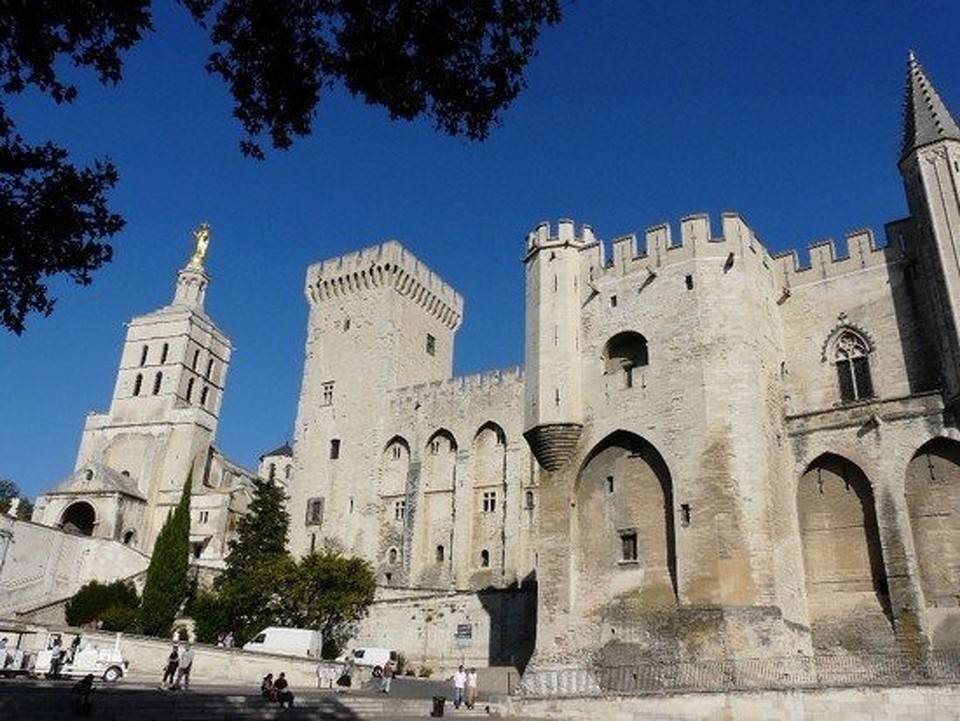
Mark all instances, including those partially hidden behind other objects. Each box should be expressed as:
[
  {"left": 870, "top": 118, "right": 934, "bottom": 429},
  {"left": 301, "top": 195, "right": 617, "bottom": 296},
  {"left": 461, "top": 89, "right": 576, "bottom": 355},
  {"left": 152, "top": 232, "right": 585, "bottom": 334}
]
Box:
[
  {"left": 604, "top": 332, "right": 649, "bottom": 388},
  {"left": 906, "top": 437, "right": 960, "bottom": 607},
  {"left": 797, "top": 453, "right": 892, "bottom": 648},
  {"left": 574, "top": 430, "right": 676, "bottom": 605},
  {"left": 423, "top": 429, "right": 457, "bottom": 492},
  {"left": 413, "top": 429, "right": 458, "bottom": 587},
  {"left": 60, "top": 501, "right": 96, "bottom": 536},
  {"left": 469, "top": 422, "right": 508, "bottom": 579}
]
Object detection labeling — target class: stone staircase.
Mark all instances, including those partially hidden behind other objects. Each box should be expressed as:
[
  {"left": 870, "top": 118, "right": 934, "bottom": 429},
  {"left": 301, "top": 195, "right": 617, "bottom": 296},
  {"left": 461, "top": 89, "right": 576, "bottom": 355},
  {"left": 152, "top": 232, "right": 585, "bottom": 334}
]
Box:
[{"left": 0, "top": 681, "right": 499, "bottom": 720}]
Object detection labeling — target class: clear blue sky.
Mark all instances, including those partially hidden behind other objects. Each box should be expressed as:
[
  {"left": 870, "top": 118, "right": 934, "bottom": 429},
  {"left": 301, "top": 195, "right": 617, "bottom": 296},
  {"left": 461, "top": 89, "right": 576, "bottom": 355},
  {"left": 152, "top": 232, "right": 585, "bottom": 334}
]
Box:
[{"left": 2, "top": 2, "right": 959, "bottom": 501}]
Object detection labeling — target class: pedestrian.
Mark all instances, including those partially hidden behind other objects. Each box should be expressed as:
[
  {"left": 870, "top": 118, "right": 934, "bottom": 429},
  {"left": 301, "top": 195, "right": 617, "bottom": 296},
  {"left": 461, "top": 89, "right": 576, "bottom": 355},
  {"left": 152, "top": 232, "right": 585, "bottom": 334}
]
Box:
[
  {"left": 465, "top": 667, "right": 478, "bottom": 709},
  {"left": 274, "top": 671, "right": 294, "bottom": 708},
  {"left": 223, "top": 631, "right": 234, "bottom": 648},
  {"left": 49, "top": 636, "right": 65, "bottom": 678},
  {"left": 174, "top": 643, "right": 194, "bottom": 690},
  {"left": 451, "top": 664, "right": 467, "bottom": 709},
  {"left": 379, "top": 659, "right": 394, "bottom": 693},
  {"left": 159, "top": 644, "right": 179, "bottom": 689},
  {"left": 261, "top": 672, "right": 275, "bottom": 700}
]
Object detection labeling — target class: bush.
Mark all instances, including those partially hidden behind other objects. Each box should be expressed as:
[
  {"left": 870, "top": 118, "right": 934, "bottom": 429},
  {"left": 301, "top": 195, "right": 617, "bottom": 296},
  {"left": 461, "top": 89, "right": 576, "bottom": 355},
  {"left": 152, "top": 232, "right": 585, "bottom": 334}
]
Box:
[
  {"left": 100, "top": 605, "right": 138, "bottom": 632},
  {"left": 65, "top": 580, "right": 139, "bottom": 628},
  {"left": 418, "top": 665, "right": 434, "bottom": 678}
]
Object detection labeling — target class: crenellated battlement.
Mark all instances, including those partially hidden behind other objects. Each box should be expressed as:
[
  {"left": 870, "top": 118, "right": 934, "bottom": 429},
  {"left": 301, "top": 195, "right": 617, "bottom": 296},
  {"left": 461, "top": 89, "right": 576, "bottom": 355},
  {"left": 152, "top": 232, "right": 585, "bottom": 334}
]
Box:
[
  {"left": 305, "top": 240, "right": 464, "bottom": 330},
  {"left": 525, "top": 219, "right": 598, "bottom": 258},
  {"left": 532, "top": 213, "right": 897, "bottom": 290},
  {"left": 389, "top": 366, "right": 525, "bottom": 409}
]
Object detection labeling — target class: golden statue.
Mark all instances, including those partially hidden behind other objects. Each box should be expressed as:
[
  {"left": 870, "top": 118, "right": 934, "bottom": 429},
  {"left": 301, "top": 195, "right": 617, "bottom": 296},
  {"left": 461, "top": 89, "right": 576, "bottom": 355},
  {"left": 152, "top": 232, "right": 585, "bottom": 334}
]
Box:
[{"left": 190, "top": 222, "right": 210, "bottom": 267}]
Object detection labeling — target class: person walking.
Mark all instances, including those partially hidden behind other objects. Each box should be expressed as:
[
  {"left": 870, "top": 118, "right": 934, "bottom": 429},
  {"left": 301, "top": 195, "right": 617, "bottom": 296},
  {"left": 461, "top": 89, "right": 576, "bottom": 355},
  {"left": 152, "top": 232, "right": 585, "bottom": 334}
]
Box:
[
  {"left": 174, "top": 643, "right": 194, "bottom": 691},
  {"left": 465, "top": 667, "right": 479, "bottom": 709},
  {"left": 160, "top": 644, "right": 179, "bottom": 689},
  {"left": 451, "top": 664, "right": 467, "bottom": 709},
  {"left": 379, "top": 660, "right": 394, "bottom": 693}
]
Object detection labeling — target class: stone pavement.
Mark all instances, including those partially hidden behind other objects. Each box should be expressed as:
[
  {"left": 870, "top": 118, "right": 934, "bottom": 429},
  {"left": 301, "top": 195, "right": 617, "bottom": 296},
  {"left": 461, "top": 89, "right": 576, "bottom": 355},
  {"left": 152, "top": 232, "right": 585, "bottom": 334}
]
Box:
[{"left": 0, "top": 677, "right": 551, "bottom": 720}]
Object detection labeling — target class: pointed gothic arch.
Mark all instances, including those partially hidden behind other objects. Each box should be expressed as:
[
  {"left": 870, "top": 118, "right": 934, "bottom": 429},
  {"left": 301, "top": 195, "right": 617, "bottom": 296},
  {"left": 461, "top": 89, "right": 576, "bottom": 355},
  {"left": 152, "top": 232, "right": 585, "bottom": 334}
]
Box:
[
  {"left": 574, "top": 430, "right": 677, "bottom": 604},
  {"left": 905, "top": 437, "right": 960, "bottom": 607},
  {"left": 797, "top": 453, "right": 892, "bottom": 646}
]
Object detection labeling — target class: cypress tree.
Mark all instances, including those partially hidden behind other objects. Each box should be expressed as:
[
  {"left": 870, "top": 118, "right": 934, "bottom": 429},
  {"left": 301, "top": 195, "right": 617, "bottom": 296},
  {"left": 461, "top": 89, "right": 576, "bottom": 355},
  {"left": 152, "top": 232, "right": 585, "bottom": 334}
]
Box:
[{"left": 138, "top": 475, "right": 192, "bottom": 637}]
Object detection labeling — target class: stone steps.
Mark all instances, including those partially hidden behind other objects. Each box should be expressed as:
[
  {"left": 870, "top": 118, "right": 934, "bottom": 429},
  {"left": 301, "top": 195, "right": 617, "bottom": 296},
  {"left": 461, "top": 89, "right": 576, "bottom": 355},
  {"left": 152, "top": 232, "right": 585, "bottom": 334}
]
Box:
[{"left": 0, "top": 682, "right": 496, "bottom": 720}]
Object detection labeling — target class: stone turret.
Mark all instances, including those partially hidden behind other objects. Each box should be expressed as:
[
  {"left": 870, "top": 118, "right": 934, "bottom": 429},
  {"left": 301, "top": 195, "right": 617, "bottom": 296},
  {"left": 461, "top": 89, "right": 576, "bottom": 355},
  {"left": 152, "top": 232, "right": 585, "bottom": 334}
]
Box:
[
  {"left": 898, "top": 52, "right": 960, "bottom": 402},
  {"left": 522, "top": 220, "right": 594, "bottom": 471}
]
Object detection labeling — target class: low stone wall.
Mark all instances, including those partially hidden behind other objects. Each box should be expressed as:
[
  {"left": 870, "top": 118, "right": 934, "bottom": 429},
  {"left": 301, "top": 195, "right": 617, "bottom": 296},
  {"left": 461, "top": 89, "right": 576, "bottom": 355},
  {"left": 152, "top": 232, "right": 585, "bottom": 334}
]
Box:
[{"left": 510, "top": 684, "right": 960, "bottom": 720}]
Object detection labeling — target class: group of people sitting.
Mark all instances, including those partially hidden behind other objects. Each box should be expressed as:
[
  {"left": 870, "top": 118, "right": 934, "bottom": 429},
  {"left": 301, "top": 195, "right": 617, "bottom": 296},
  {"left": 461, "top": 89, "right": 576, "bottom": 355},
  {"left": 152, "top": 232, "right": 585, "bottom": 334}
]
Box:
[{"left": 260, "top": 672, "right": 294, "bottom": 708}]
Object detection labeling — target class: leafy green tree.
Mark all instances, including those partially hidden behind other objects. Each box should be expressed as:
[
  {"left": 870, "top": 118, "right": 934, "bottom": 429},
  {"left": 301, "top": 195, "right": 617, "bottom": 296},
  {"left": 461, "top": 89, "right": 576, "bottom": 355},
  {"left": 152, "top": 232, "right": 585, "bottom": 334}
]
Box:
[
  {"left": 209, "top": 477, "right": 293, "bottom": 644},
  {"left": 0, "top": 1, "right": 562, "bottom": 334},
  {"left": 0, "top": 478, "right": 33, "bottom": 519},
  {"left": 138, "top": 475, "right": 192, "bottom": 637},
  {"left": 65, "top": 579, "right": 140, "bottom": 630},
  {"left": 288, "top": 551, "right": 376, "bottom": 658}
]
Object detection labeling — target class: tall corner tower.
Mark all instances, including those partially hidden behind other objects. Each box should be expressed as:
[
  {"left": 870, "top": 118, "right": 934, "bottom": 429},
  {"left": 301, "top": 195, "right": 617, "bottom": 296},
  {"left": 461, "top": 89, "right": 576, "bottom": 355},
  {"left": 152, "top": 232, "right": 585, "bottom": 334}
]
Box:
[
  {"left": 289, "top": 241, "right": 463, "bottom": 558},
  {"left": 898, "top": 52, "right": 960, "bottom": 401},
  {"left": 523, "top": 219, "right": 590, "bottom": 471},
  {"left": 73, "top": 223, "right": 232, "bottom": 552}
]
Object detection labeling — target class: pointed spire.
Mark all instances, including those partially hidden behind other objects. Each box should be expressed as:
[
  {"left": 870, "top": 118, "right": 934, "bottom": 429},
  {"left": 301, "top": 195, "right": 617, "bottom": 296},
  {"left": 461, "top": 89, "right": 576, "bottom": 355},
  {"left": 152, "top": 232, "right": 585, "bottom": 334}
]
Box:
[{"left": 901, "top": 51, "right": 960, "bottom": 160}]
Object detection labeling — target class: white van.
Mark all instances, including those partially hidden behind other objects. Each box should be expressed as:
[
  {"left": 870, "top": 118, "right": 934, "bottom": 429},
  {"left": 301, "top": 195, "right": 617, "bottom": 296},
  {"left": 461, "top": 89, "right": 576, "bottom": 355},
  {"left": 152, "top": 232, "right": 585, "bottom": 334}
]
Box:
[
  {"left": 243, "top": 627, "right": 322, "bottom": 658},
  {"left": 336, "top": 646, "right": 398, "bottom": 676}
]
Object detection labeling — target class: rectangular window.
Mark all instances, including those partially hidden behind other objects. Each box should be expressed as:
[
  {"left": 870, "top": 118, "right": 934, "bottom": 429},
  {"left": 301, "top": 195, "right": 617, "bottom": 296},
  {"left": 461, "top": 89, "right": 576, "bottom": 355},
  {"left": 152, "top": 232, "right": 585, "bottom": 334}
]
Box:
[
  {"left": 321, "top": 381, "right": 334, "bottom": 406},
  {"left": 426, "top": 334, "right": 436, "bottom": 356},
  {"left": 620, "top": 530, "right": 638, "bottom": 562},
  {"left": 482, "top": 491, "right": 497, "bottom": 513},
  {"left": 610, "top": 295, "right": 617, "bottom": 308},
  {"left": 306, "top": 498, "right": 324, "bottom": 525},
  {"left": 198, "top": 510, "right": 209, "bottom": 523},
  {"left": 394, "top": 499, "right": 406, "bottom": 521},
  {"left": 330, "top": 439, "right": 341, "bottom": 459}
]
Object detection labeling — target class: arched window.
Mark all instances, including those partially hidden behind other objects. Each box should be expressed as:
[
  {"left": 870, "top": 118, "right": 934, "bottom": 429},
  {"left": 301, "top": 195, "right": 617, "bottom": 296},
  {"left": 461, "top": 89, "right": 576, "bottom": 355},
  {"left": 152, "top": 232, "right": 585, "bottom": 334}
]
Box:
[
  {"left": 200, "top": 386, "right": 209, "bottom": 406},
  {"left": 139, "top": 345, "right": 149, "bottom": 366},
  {"left": 388, "top": 547, "right": 399, "bottom": 564},
  {"left": 480, "top": 549, "right": 490, "bottom": 568},
  {"left": 133, "top": 374, "right": 143, "bottom": 396},
  {"left": 604, "top": 332, "right": 649, "bottom": 389},
  {"left": 152, "top": 372, "right": 163, "bottom": 395},
  {"left": 160, "top": 343, "right": 169, "bottom": 364},
  {"left": 436, "top": 545, "right": 445, "bottom": 563},
  {"left": 186, "top": 377, "right": 194, "bottom": 402},
  {"left": 832, "top": 330, "right": 874, "bottom": 403}
]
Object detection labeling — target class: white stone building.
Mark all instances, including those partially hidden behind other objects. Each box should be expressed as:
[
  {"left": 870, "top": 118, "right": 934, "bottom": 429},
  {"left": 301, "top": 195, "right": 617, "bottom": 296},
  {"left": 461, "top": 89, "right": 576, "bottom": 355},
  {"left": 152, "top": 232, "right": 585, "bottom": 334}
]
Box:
[
  {"left": 31, "top": 230, "right": 258, "bottom": 570},
  {"left": 286, "top": 54, "right": 960, "bottom": 685}
]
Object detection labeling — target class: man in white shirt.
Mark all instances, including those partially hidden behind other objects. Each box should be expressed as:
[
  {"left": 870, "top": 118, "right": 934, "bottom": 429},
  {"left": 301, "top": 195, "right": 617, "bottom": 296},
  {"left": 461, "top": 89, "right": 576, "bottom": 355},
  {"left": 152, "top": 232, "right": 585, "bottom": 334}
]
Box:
[{"left": 451, "top": 665, "right": 467, "bottom": 709}]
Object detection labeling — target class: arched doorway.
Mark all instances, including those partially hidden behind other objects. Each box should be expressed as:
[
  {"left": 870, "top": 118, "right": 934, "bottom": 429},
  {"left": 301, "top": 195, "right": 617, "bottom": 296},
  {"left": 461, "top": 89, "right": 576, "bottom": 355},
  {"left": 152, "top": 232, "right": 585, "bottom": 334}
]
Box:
[
  {"left": 797, "top": 454, "right": 892, "bottom": 649},
  {"left": 905, "top": 438, "right": 960, "bottom": 607},
  {"left": 60, "top": 501, "right": 96, "bottom": 536}
]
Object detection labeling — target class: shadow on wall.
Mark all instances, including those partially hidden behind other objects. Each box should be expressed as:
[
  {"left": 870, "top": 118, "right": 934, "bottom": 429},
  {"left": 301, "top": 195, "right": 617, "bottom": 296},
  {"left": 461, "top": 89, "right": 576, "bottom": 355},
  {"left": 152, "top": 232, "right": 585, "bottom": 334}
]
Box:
[{"left": 477, "top": 572, "right": 537, "bottom": 674}]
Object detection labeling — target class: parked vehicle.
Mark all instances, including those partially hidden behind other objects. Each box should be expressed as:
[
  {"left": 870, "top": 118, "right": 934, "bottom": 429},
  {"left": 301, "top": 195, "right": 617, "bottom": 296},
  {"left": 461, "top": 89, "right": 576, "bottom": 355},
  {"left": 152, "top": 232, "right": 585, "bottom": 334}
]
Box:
[
  {"left": 243, "top": 627, "right": 322, "bottom": 658},
  {"left": 336, "top": 646, "right": 398, "bottom": 677},
  {"left": 0, "top": 624, "right": 43, "bottom": 678},
  {"left": 34, "top": 632, "right": 128, "bottom": 682}
]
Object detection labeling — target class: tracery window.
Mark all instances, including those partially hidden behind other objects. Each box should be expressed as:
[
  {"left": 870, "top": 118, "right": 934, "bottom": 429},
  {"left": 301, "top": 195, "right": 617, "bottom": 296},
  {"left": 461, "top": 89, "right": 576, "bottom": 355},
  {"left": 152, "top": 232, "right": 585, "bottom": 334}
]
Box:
[{"left": 832, "top": 330, "right": 874, "bottom": 403}]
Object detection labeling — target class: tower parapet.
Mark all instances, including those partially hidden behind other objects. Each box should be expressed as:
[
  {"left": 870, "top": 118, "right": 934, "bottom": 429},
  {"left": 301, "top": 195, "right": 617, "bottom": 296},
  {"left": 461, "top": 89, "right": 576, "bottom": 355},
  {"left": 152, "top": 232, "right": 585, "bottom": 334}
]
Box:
[{"left": 305, "top": 240, "right": 463, "bottom": 331}]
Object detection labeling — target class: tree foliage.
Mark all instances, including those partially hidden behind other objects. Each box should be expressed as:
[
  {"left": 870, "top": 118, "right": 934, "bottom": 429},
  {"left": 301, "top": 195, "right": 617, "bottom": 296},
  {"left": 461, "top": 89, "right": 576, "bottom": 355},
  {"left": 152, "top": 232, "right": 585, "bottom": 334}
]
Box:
[
  {"left": 0, "top": 477, "right": 32, "bottom": 518},
  {"left": 0, "top": 1, "right": 562, "bottom": 333},
  {"left": 288, "top": 551, "right": 376, "bottom": 658},
  {"left": 192, "top": 478, "right": 375, "bottom": 652},
  {"left": 65, "top": 579, "right": 140, "bottom": 631},
  {"left": 138, "top": 475, "right": 192, "bottom": 637}
]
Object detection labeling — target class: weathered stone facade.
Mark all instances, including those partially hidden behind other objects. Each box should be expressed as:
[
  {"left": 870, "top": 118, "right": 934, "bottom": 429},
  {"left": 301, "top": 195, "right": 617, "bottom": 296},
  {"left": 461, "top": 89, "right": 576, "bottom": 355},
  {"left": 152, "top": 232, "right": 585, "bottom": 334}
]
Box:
[
  {"left": 31, "top": 233, "right": 258, "bottom": 571},
  {"left": 287, "top": 55, "right": 960, "bottom": 688}
]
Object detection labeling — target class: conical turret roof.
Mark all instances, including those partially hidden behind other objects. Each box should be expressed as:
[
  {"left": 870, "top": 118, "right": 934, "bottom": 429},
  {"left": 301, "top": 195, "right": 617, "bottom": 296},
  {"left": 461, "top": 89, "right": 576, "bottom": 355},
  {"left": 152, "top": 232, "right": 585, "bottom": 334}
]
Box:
[{"left": 901, "top": 51, "right": 960, "bottom": 160}]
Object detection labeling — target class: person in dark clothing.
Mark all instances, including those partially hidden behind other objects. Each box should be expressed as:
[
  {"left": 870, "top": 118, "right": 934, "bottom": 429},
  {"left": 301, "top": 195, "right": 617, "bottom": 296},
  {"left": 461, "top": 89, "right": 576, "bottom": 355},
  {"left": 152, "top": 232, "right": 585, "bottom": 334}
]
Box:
[
  {"left": 160, "top": 645, "right": 179, "bottom": 690},
  {"left": 273, "top": 672, "right": 294, "bottom": 708}
]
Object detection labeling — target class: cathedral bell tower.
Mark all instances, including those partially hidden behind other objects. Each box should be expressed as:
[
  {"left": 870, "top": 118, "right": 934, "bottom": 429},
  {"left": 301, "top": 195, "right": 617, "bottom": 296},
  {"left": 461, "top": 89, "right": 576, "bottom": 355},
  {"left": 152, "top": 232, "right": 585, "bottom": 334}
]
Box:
[
  {"left": 898, "top": 52, "right": 960, "bottom": 401},
  {"left": 61, "top": 223, "right": 232, "bottom": 553}
]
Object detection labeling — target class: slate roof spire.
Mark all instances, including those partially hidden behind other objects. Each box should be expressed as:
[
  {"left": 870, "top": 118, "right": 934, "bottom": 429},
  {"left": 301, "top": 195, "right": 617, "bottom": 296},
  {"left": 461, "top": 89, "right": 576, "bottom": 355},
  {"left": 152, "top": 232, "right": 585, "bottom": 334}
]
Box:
[{"left": 901, "top": 51, "right": 960, "bottom": 161}]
